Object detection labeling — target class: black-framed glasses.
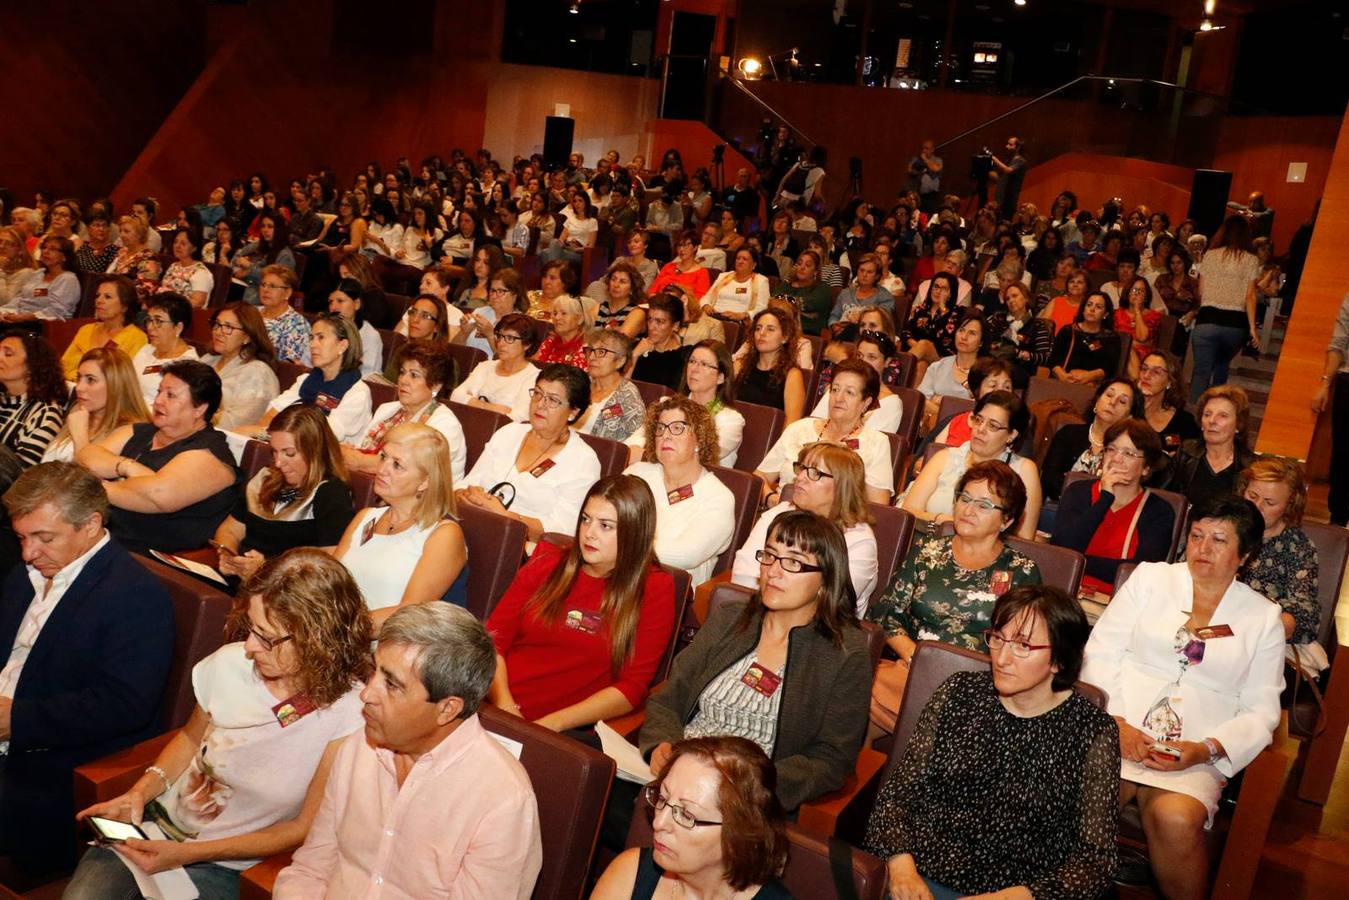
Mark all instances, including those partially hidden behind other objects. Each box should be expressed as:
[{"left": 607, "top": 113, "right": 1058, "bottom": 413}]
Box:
[
  {"left": 144, "top": 316, "right": 172, "bottom": 329},
  {"left": 248, "top": 623, "right": 294, "bottom": 652},
  {"left": 488, "top": 286, "right": 512, "bottom": 296},
  {"left": 653, "top": 421, "right": 690, "bottom": 437},
  {"left": 495, "top": 332, "right": 523, "bottom": 345},
  {"left": 983, "top": 629, "right": 1050, "bottom": 659},
  {"left": 643, "top": 784, "right": 722, "bottom": 829},
  {"left": 406, "top": 308, "right": 439, "bottom": 323},
  {"left": 686, "top": 355, "right": 720, "bottom": 372},
  {"left": 792, "top": 462, "right": 834, "bottom": 482},
  {"left": 755, "top": 549, "right": 824, "bottom": 574},
  {"left": 583, "top": 346, "right": 617, "bottom": 359},
  {"left": 211, "top": 321, "right": 242, "bottom": 334},
  {"left": 955, "top": 491, "right": 1007, "bottom": 513}
]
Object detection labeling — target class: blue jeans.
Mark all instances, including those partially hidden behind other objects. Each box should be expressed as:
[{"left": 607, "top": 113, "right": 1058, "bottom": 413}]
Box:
[
  {"left": 1189, "top": 322, "right": 1247, "bottom": 405},
  {"left": 64, "top": 845, "right": 241, "bottom": 900},
  {"left": 924, "top": 877, "right": 964, "bottom": 899}
]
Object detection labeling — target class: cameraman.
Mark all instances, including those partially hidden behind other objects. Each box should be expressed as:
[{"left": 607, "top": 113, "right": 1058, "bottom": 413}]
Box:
[
  {"left": 991, "top": 136, "right": 1028, "bottom": 221},
  {"left": 774, "top": 146, "right": 827, "bottom": 214},
  {"left": 908, "top": 139, "right": 943, "bottom": 214}
]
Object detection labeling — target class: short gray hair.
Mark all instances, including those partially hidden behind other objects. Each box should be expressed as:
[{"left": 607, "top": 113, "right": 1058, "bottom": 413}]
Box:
[
  {"left": 3, "top": 462, "right": 108, "bottom": 527},
  {"left": 586, "top": 327, "right": 634, "bottom": 365},
  {"left": 377, "top": 604, "right": 496, "bottom": 715}
]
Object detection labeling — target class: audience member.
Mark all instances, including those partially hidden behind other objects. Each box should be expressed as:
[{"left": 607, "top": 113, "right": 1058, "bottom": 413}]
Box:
[
  {"left": 59, "top": 275, "right": 146, "bottom": 380},
  {"left": 1049, "top": 291, "right": 1120, "bottom": 386},
  {"left": 1237, "top": 458, "right": 1319, "bottom": 645},
  {"left": 699, "top": 246, "right": 770, "bottom": 323},
  {"left": 449, "top": 312, "right": 541, "bottom": 421},
  {"left": 1136, "top": 349, "right": 1200, "bottom": 454},
  {"left": 928, "top": 357, "right": 1015, "bottom": 448},
  {"left": 107, "top": 216, "right": 162, "bottom": 301},
  {"left": 259, "top": 314, "right": 372, "bottom": 444},
  {"left": 1166, "top": 384, "right": 1256, "bottom": 507},
  {"left": 626, "top": 340, "right": 745, "bottom": 467},
  {"left": 632, "top": 292, "right": 693, "bottom": 389},
  {"left": 327, "top": 277, "right": 382, "bottom": 378},
  {"left": 158, "top": 227, "right": 214, "bottom": 308},
  {"left": 42, "top": 347, "right": 148, "bottom": 464},
  {"left": 573, "top": 329, "right": 645, "bottom": 442},
  {"left": 733, "top": 308, "right": 806, "bottom": 424},
  {"left": 204, "top": 303, "right": 281, "bottom": 429},
  {"left": 258, "top": 265, "right": 312, "bottom": 366},
  {"left": 534, "top": 294, "right": 591, "bottom": 370},
  {"left": 651, "top": 230, "right": 712, "bottom": 298},
  {"left": 133, "top": 293, "right": 199, "bottom": 405},
  {"left": 1040, "top": 376, "right": 1145, "bottom": 501}
]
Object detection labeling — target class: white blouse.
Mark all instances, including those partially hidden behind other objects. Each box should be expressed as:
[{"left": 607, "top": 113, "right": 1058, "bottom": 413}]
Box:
[
  {"left": 449, "top": 361, "right": 539, "bottom": 422},
  {"left": 339, "top": 508, "right": 457, "bottom": 611},
  {"left": 625, "top": 461, "right": 735, "bottom": 586},
  {"left": 810, "top": 390, "right": 905, "bottom": 434},
  {"left": 205, "top": 354, "right": 281, "bottom": 430},
  {"left": 700, "top": 272, "right": 770, "bottom": 318},
  {"left": 269, "top": 374, "right": 373, "bottom": 444},
  {"left": 461, "top": 423, "right": 601, "bottom": 537},
  {"left": 757, "top": 417, "right": 894, "bottom": 497},
  {"left": 133, "top": 343, "right": 200, "bottom": 406}
]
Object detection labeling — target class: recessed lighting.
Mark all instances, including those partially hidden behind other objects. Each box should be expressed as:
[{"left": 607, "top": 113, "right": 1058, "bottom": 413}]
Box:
[{"left": 569, "top": 37, "right": 578, "bottom": 42}]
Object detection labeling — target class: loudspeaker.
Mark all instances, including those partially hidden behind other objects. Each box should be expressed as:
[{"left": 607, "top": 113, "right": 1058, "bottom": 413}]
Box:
[
  {"left": 543, "top": 117, "right": 575, "bottom": 169},
  {"left": 1189, "top": 169, "right": 1233, "bottom": 238}
]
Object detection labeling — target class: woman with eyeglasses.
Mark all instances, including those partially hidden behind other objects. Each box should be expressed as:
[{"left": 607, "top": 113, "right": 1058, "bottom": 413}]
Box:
[
  {"left": 327, "top": 277, "right": 382, "bottom": 379},
  {"left": 928, "top": 357, "right": 1016, "bottom": 450},
  {"left": 1051, "top": 419, "right": 1176, "bottom": 598},
  {"left": 58, "top": 274, "right": 148, "bottom": 381},
  {"left": 865, "top": 584, "right": 1119, "bottom": 900},
  {"left": 213, "top": 405, "right": 354, "bottom": 583},
  {"left": 344, "top": 341, "right": 466, "bottom": 482},
  {"left": 534, "top": 294, "right": 591, "bottom": 371},
  {"left": 899, "top": 271, "right": 961, "bottom": 382},
  {"left": 457, "top": 363, "right": 602, "bottom": 543},
  {"left": 592, "top": 736, "right": 791, "bottom": 900},
  {"left": 487, "top": 474, "right": 676, "bottom": 731},
  {"left": 1082, "top": 496, "right": 1283, "bottom": 900},
  {"left": 461, "top": 268, "right": 530, "bottom": 357},
  {"left": 901, "top": 391, "right": 1042, "bottom": 540},
  {"left": 253, "top": 315, "right": 371, "bottom": 444},
  {"left": 871, "top": 460, "right": 1042, "bottom": 732},
  {"left": 736, "top": 442, "right": 878, "bottom": 614},
  {"left": 572, "top": 330, "right": 645, "bottom": 442},
  {"left": 65, "top": 550, "right": 372, "bottom": 899},
  {"left": 203, "top": 303, "right": 280, "bottom": 429},
  {"left": 43, "top": 347, "right": 149, "bottom": 464},
  {"left": 624, "top": 396, "right": 735, "bottom": 585},
  {"left": 1040, "top": 377, "right": 1146, "bottom": 502},
  {"left": 256, "top": 265, "right": 311, "bottom": 367},
  {"left": 650, "top": 230, "right": 712, "bottom": 299},
  {"left": 757, "top": 358, "right": 894, "bottom": 507},
  {"left": 638, "top": 510, "right": 870, "bottom": 814},
  {"left": 626, "top": 340, "right": 745, "bottom": 468},
  {"left": 407, "top": 269, "right": 466, "bottom": 340},
  {"left": 335, "top": 422, "right": 468, "bottom": 622},
  {"left": 1136, "top": 349, "right": 1200, "bottom": 455},
  {"left": 450, "top": 312, "right": 541, "bottom": 421}
]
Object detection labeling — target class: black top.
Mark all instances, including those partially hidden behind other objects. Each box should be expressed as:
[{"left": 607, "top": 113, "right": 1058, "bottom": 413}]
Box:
[
  {"left": 234, "top": 474, "right": 355, "bottom": 557},
  {"left": 1165, "top": 439, "right": 1257, "bottom": 508},
  {"left": 632, "top": 345, "right": 691, "bottom": 390},
  {"left": 1049, "top": 326, "right": 1121, "bottom": 379},
  {"left": 1039, "top": 422, "right": 1092, "bottom": 502},
  {"left": 630, "top": 847, "right": 791, "bottom": 899},
  {"left": 110, "top": 423, "right": 240, "bottom": 553},
  {"left": 1153, "top": 406, "right": 1201, "bottom": 456},
  {"left": 736, "top": 365, "right": 787, "bottom": 412},
  {"left": 1050, "top": 478, "right": 1176, "bottom": 588},
  {"left": 864, "top": 671, "right": 1119, "bottom": 899}
]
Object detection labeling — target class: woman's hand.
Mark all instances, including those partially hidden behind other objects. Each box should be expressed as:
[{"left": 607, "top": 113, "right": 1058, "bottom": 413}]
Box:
[
  {"left": 116, "top": 838, "right": 200, "bottom": 874},
  {"left": 77, "top": 790, "right": 148, "bottom": 829},
  {"left": 1143, "top": 740, "right": 1209, "bottom": 771},
  {"left": 649, "top": 742, "right": 675, "bottom": 776},
  {"left": 1098, "top": 460, "right": 1128, "bottom": 495},
  {"left": 220, "top": 549, "right": 265, "bottom": 580},
  {"left": 1312, "top": 382, "right": 1331, "bottom": 415},
  {"left": 67, "top": 407, "right": 92, "bottom": 445},
  {"left": 1115, "top": 718, "right": 1155, "bottom": 764},
  {"left": 885, "top": 854, "right": 932, "bottom": 900}
]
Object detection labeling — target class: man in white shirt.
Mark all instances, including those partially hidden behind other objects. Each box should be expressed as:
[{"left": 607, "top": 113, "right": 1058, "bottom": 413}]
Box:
[
  {"left": 0, "top": 462, "right": 174, "bottom": 875},
  {"left": 275, "top": 604, "right": 542, "bottom": 899}
]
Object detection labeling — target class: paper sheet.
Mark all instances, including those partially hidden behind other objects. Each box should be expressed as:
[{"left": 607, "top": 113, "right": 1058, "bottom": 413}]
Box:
[
  {"left": 110, "top": 822, "right": 200, "bottom": 900},
  {"left": 149, "top": 550, "right": 228, "bottom": 587},
  {"left": 595, "top": 721, "right": 653, "bottom": 785}
]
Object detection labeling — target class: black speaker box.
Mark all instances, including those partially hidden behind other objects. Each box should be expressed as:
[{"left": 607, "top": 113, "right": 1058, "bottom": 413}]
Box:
[
  {"left": 1189, "top": 169, "right": 1233, "bottom": 238},
  {"left": 543, "top": 116, "right": 575, "bottom": 169}
]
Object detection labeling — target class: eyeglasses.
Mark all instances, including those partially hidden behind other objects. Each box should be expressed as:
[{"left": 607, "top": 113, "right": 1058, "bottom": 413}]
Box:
[
  {"left": 495, "top": 332, "right": 522, "bottom": 345},
  {"left": 653, "top": 421, "right": 690, "bottom": 437},
  {"left": 528, "top": 387, "right": 566, "bottom": 409},
  {"left": 970, "top": 414, "right": 1009, "bottom": 434},
  {"left": 792, "top": 462, "right": 834, "bottom": 482},
  {"left": 211, "top": 321, "right": 242, "bottom": 335},
  {"left": 1103, "top": 445, "right": 1146, "bottom": 460},
  {"left": 260, "top": 282, "right": 289, "bottom": 291},
  {"left": 248, "top": 623, "right": 294, "bottom": 652},
  {"left": 643, "top": 784, "right": 722, "bottom": 829},
  {"left": 406, "top": 308, "right": 439, "bottom": 323},
  {"left": 1139, "top": 365, "right": 1169, "bottom": 378},
  {"left": 488, "top": 286, "right": 511, "bottom": 295},
  {"left": 955, "top": 491, "right": 1007, "bottom": 513},
  {"left": 583, "top": 346, "right": 617, "bottom": 359},
  {"left": 755, "top": 549, "right": 824, "bottom": 574},
  {"left": 983, "top": 629, "right": 1051, "bottom": 658},
  {"left": 145, "top": 316, "right": 172, "bottom": 329},
  {"left": 687, "top": 356, "right": 720, "bottom": 372}
]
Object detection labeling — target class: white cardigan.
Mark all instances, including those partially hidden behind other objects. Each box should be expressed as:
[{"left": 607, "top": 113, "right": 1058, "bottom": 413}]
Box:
[{"left": 1083, "top": 560, "right": 1284, "bottom": 779}]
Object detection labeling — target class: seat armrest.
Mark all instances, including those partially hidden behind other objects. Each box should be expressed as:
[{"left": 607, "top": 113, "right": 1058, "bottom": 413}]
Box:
[
  {"left": 72, "top": 732, "right": 177, "bottom": 813},
  {"left": 1297, "top": 638, "right": 1349, "bottom": 805},
  {"left": 1210, "top": 738, "right": 1295, "bottom": 900},
  {"left": 240, "top": 852, "right": 293, "bottom": 900},
  {"left": 795, "top": 748, "right": 888, "bottom": 842},
  {"left": 692, "top": 571, "right": 732, "bottom": 627}
]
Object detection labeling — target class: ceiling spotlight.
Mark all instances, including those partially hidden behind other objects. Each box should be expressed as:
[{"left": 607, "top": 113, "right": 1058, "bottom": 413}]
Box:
[
  {"left": 568, "top": 2, "right": 579, "bottom": 13},
  {"left": 1203, "top": 0, "right": 1215, "bottom": 13},
  {"left": 1014, "top": 0, "right": 1027, "bottom": 6},
  {"left": 738, "top": 57, "right": 764, "bottom": 78}
]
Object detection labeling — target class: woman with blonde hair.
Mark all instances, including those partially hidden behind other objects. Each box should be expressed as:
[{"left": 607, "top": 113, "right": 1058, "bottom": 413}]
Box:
[
  {"left": 214, "top": 405, "right": 355, "bottom": 583},
  {"left": 1238, "top": 457, "right": 1320, "bottom": 646},
  {"left": 487, "top": 474, "right": 677, "bottom": 731},
  {"left": 106, "top": 215, "right": 162, "bottom": 300},
  {"left": 334, "top": 422, "right": 467, "bottom": 623},
  {"left": 534, "top": 294, "right": 591, "bottom": 370},
  {"left": 0, "top": 226, "right": 35, "bottom": 304},
  {"left": 43, "top": 347, "right": 149, "bottom": 464}
]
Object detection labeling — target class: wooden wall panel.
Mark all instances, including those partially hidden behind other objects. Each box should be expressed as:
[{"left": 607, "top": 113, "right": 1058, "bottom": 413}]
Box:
[
  {"left": 1257, "top": 104, "right": 1349, "bottom": 459},
  {"left": 1020, "top": 153, "right": 1195, "bottom": 222}
]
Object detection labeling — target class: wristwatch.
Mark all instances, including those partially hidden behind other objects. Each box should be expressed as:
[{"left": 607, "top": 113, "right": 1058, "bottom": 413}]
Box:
[{"left": 1203, "top": 737, "right": 1224, "bottom": 765}]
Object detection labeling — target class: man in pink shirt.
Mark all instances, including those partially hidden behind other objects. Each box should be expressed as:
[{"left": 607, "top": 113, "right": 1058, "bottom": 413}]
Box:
[{"left": 274, "top": 605, "right": 542, "bottom": 899}]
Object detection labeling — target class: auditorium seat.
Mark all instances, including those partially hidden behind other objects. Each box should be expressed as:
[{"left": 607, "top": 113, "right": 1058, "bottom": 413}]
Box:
[
  {"left": 729, "top": 401, "right": 783, "bottom": 474},
  {"left": 579, "top": 432, "right": 629, "bottom": 478},
  {"left": 892, "top": 386, "right": 924, "bottom": 451},
  {"left": 1024, "top": 375, "right": 1095, "bottom": 416},
  {"left": 631, "top": 379, "right": 669, "bottom": 408},
  {"left": 446, "top": 400, "right": 508, "bottom": 471},
  {"left": 347, "top": 470, "right": 380, "bottom": 509},
  {"left": 708, "top": 466, "right": 763, "bottom": 577},
  {"left": 1291, "top": 522, "right": 1349, "bottom": 805},
  {"left": 718, "top": 318, "right": 741, "bottom": 353},
  {"left": 443, "top": 342, "right": 487, "bottom": 386},
  {"left": 460, "top": 505, "right": 528, "bottom": 619},
  {"left": 366, "top": 378, "right": 396, "bottom": 408},
  {"left": 377, "top": 327, "right": 406, "bottom": 368},
  {"left": 273, "top": 360, "right": 309, "bottom": 391}
]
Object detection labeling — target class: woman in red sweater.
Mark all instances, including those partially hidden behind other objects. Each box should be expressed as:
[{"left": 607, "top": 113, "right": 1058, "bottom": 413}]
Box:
[{"left": 487, "top": 474, "right": 677, "bottom": 732}]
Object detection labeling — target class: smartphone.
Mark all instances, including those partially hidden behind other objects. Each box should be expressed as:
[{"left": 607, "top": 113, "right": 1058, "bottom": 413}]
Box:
[
  {"left": 88, "top": 815, "right": 146, "bottom": 843},
  {"left": 1150, "top": 743, "right": 1183, "bottom": 760}
]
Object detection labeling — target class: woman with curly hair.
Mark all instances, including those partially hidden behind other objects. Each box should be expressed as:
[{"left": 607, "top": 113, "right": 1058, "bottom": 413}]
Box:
[
  {"left": 66, "top": 549, "right": 372, "bottom": 899},
  {"left": 625, "top": 395, "right": 735, "bottom": 584},
  {"left": 0, "top": 329, "right": 68, "bottom": 485},
  {"left": 733, "top": 308, "right": 806, "bottom": 424}
]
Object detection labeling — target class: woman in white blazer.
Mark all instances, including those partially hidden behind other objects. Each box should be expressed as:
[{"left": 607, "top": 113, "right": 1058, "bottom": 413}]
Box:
[{"left": 1082, "top": 495, "right": 1284, "bottom": 900}]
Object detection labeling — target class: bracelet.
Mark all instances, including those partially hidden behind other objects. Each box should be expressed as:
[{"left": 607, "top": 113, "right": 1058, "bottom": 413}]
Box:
[
  {"left": 1202, "top": 737, "right": 1224, "bottom": 765},
  {"left": 145, "top": 765, "right": 171, "bottom": 795}
]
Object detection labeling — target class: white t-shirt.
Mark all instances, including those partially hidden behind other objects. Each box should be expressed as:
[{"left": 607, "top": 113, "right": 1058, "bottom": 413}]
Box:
[
  {"left": 155, "top": 643, "right": 362, "bottom": 869},
  {"left": 269, "top": 374, "right": 373, "bottom": 444},
  {"left": 695, "top": 247, "right": 727, "bottom": 271},
  {"left": 700, "top": 272, "right": 770, "bottom": 318},
  {"left": 731, "top": 501, "right": 878, "bottom": 615},
  {"left": 448, "top": 361, "right": 539, "bottom": 422},
  {"left": 810, "top": 390, "right": 905, "bottom": 435},
  {"left": 757, "top": 417, "right": 894, "bottom": 496},
  {"left": 132, "top": 343, "right": 200, "bottom": 406},
  {"left": 625, "top": 461, "right": 734, "bottom": 586},
  {"left": 564, "top": 216, "right": 599, "bottom": 249},
  {"left": 461, "top": 423, "right": 602, "bottom": 536},
  {"left": 339, "top": 508, "right": 459, "bottom": 611}
]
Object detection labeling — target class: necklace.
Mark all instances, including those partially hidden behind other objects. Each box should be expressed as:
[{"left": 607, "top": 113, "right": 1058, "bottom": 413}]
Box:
[
  {"left": 519, "top": 428, "right": 566, "bottom": 474},
  {"left": 380, "top": 506, "right": 414, "bottom": 534}
]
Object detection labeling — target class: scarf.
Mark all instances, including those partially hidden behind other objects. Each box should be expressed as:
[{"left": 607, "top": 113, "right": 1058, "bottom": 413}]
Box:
[{"left": 298, "top": 367, "right": 362, "bottom": 416}]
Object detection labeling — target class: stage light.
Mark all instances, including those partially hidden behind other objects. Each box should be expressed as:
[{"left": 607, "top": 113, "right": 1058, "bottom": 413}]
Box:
[
  {"left": 1199, "top": 18, "right": 1213, "bottom": 30},
  {"left": 569, "top": 2, "right": 579, "bottom": 13},
  {"left": 1014, "top": 0, "right": 1027, "bottom": 6},
  {"left": 1203, "top": 0, "right": 1215, "bottom": 13},
  {"left": 738, "top": 57, "right": 764, "bottom": 78}
]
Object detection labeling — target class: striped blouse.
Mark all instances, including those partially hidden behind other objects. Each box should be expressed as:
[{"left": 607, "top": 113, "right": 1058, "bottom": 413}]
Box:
[
  {"left": 682, "top": 650, "right": 783, "bottom": 757},
  {"left": 0, "top": 394, "right": 65, "bottom": 468}
]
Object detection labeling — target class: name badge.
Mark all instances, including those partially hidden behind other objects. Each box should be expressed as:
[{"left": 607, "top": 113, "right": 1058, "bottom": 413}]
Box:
[
  {"left": 34, "top": 288, "right": 48, "bottom": 298},
  {"left": 843, "top": 438, "right": 860, "bottom": 450},
  {"left": 1164, "top": 433, "right": 1181, "bottom": 450},
  {"left": 564, "top": 609, "right": 604, "bottom": 634},
  {"left": 602, "top": 402, "right": 623, "bottom": 419},
  {"left": 314, "top": 392, "right": 341, "bottom": 411},
  {"left": 1194, "top": 624, "right": 1234, "bottom": 640},
  {"left": 272, "top": 693, "right": 317, "bottom": 728},
  {"left": 734, "top": 286, "right": 748, "bottom": 295},
  {"left": 360, "top": 516, "right": 378, "bottom": 545},
  {"left": 529, "top": 458, "right": 556, "bottom": 478},
  {"left": 1088, "top": 340, "right": 1103, "bottom": 352},
  {"left": 741, "top": 662, "right": 782, "bottom": 696},
  {"left": 990, "top": 570, "right": 1012, "bottom": 596},
  {"left": 143, "top": 364, "right": 164, "bottom": 375},
  {"left": 666, "top": 484, "right": 694, "bottom": 505}
]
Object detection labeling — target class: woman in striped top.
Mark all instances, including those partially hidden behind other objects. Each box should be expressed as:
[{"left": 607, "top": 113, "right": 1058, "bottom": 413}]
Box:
[{"left": 0, "top": 330, "right": 68, "bottom": 487}]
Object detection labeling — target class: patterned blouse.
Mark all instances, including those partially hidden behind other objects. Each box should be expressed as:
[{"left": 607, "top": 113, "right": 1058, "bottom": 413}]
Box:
[
  {"left": 1242, "top": 527, "right": 1320, "bottom": 645},
  {"left": 108, "top": 248, "right": 163, "bottom": 300},
  {"left": 0, "top": 393, "right": 65, "bottom": 469},
  {"left": 534, "top": 332, "right": 588, "bottom": 371},
  {"left": 75, "top": 243, "right": 118, "bottom": 275},
  {"left": 901, "top": 302, "right": 960, "bottom": 357},
  {"left": 867, "top": 535, "right": 1041, "bottom": 652},
  {"left": 264, "top": 308, "right": 312, "bottom": 366}
]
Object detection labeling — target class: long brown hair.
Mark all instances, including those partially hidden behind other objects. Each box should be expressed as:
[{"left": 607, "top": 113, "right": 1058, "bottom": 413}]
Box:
[
  {"left": 736, "top": 309, "right": 799, "bottom": 390},
  {"left": 213, "top": 302, "right": 276, "bottom": 365},
  {"left": 52, "top": 347, "right": 149, "bottom": 446},
  {"left": 258, "top": 405, "right": 349, "bottom": 517},
  {"left": 528, "top": 475, "right": 658, "bottom": 673},
  {"left": 738, "top": 509, "right": 858, "bottom": 645}
]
